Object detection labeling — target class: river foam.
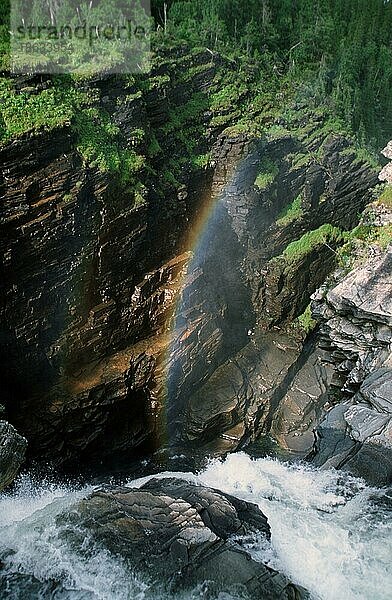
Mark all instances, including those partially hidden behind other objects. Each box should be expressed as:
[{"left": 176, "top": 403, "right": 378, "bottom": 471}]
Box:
[{"left": 0, "top": 454, "right": 391, "bottom": 599}]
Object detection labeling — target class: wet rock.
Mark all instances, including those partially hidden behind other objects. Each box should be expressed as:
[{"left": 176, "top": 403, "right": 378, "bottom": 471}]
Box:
[
  {"left": 356, "top": 369, "right": 392, "bottom": 413},
  {"left": 183, "top": 332, "right": 302, "bottom": 453},
  {"left": 60, "top": 477, "right": 309, "bottom": 599},
  {"left": 0, "top": 58, "right": 379, "bottom": 467},
  {"left": 311, "top": 243, "right": 392, "bottom": 485},
  {"left": 0, "top": 421, "right": 27, "bottom": 491},
  {"left": 270, "top": 343, "right": 334, "bottom": 456},
  {"left": 311, "top": 402, "right": 358, "bottom": 470},
  {"left": 312, "top": 402, "right": 392, "bottom": 486}
]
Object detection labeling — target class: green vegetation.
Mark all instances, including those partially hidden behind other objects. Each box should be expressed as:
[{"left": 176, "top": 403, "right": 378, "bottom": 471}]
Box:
[
  {"left": 74, "top": 108, "right": 145, "bottom": 181},
  {"left": 254, "top": 157, "right": 279, "bottom": 191},
  {"left": 153, "top": 0, "right": 392, "bottom": 148},
  {"left": 192, "top": 153, "right": 211, "bottom": 169},
  {"left": 282, "top": 224, "right": 344, "bottom": 263},
  {"left": 297, "top": 304, "right": 317, "bottom": 335},
  {"left": 337, "top": 220, "right": 392, "bottom": 269},
  {"left": 0, "top": 0, "right": 390, "bottom": 212},
  {"left": 376, "top": 185, "right": 392, "bottom": 209},
  {"left": 0, "top": 79, "right": 85, "bottom": 143},
  {"left": 276, "top": 195, "right": 303, "bottom": 227}
]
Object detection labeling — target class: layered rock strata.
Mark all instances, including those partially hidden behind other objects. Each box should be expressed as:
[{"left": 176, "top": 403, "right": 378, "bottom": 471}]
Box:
[
  {"left": 311, "top": 244, "right": 392, "bottom": 485},
  {"left": 59, "top": 477, "right": 309, "bottom": 599},
  {"left": 170, "top": 132, "right": 378, "bottom": 450},
  {"left": 0, "top": 49, "right": 379, "bottom": 463}
]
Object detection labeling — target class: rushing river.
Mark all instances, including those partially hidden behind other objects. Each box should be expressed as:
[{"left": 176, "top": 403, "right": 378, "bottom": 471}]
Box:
[{"left": 0, "top": 452, "right": 391, "bottom": 600}]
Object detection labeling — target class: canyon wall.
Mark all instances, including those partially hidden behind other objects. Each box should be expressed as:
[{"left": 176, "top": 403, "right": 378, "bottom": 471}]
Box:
[{"left": 0, "top": 48, "right": 381, "bottom": 467}]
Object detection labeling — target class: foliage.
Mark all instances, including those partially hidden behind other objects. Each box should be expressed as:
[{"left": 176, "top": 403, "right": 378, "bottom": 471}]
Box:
[
  {"left": 276, "top": 195, "right": 303, "bottom": 226},
  {"left": 155, "top": 0, "right": 392, "bottom": 148},
  {"left": 192, "top": 153, "right": 211, "bottom": 169},
  {"left": 376, "top": 185, "right": 392, "bottom": 209},
  {"left": 74, "top": 108, "right": 145, "bottom": 181},
  {"left": 297, "top": 304, "right": 317, "bottom": 335},
  {"left": 0, "top": 78, "right": 85, "bottom": 143},
  {"left": 337, "top": 221, "right": 392, "bottom": 269}
]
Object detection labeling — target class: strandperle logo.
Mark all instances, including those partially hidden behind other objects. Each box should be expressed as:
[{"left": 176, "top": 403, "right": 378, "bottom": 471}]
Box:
[{"left": 10, "top": 0, "right": 151, "bottom": 75}]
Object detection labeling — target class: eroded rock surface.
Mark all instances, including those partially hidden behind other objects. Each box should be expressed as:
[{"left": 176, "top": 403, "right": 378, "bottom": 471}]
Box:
[
  {"left": 0, "top": 421, "right": 27, "bottom": 491},
  {"left": 60, "top": 477, "right": 309, "bottom": 599},
  {"left": 0, "top": 52, "right": 379, "bottom": 465},
  {"left": 311, "top": 245, "right": 392, "bottom": 485},
  {"left": 171, "top": 130, "right": 378, "bottom": 451}
]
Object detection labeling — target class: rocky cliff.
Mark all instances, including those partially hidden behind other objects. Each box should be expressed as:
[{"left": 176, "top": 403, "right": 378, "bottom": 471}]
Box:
[
  {"left": 310, "top": 224, "right": 392, "bottom": 485},
  {"left": 169, "top": 126, "right": 379, "bottom": 453},
  {"left": 0, "top": 47, "right": 232, "bottom": 463},
  {"left": 0, "top": 45, "right": 381, "bottom": 467}
]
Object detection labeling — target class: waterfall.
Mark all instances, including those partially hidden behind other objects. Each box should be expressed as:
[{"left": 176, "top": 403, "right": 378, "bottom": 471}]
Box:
[{"left": 1, "top": 454, "right": 391, "bottom": 600}]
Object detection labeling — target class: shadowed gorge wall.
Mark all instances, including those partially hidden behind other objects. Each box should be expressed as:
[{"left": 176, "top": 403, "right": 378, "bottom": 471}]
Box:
[{"left": 0, "top": 47, "right": 380, "bottom": 465}]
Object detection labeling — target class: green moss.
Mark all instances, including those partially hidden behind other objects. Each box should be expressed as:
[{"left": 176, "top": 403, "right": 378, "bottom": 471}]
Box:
[
  {"left": 267, "top": 124, "right": 291, "bottom": 140},
  {"left": 133, "top": 182, "right": 147, "bottom": 208},
  {"left": 147, "top": 133, "right": 162, "bottom": 157},
  {"left": 254, "top": 157, "right": 279, "bottom": 190},
  {"left": 276, "top": 194, "right": 303, "bottom": 226},
  {"left": 192, "top": 153, "right": 211, "bottom": 168},
  {"left": 164, "top": 92, "right": 209, "bottom": 133},
  {"left": 282, "top": 224, "right": 344, "bottom": 263},
  {"left": 163, "top": 164, "right": 181, "bottom": 188},
  {"left": 290, "top": 153, "right": 313, "bottom": 171},
  {"left": 210, "top": 112, "right": 241, "bottom": 127},
  {"left": 74, "top": 108, "right": 145, "bottom": 181},
  {"left": 149, "top": 74, "right": 171, "bottom": 89},
  {"left": 353, "top": 146, "right": 380, "bottom": 170},
  {"left": 180, "top": 62, "right": 214, "bottom": 82},
  {"left": 375, "top": 225, "right": 392, "bottom": 248},
  {"left": 337, "top": 221, "right": 392, "bottom": 269},
  {"left": 210, "top": 83, "right": 247, "bottom": 113}
]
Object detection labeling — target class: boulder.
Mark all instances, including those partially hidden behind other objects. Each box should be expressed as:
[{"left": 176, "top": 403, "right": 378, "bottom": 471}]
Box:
[
  {"left": 0, "top": 421, "right": 27, "bottom": 492},
  {"left": 60, "top": 477, "right": 309, "bottom": 599}
]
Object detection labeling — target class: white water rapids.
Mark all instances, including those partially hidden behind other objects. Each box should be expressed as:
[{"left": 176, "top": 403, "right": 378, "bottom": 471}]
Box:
[{"left": 0, "top": 453, "right": 391, "bottom": 600}]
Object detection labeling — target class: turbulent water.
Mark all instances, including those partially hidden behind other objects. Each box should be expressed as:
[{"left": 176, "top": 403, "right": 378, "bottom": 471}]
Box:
[{"left": 0, "top": 453, "right": 391, "bottom": 600}]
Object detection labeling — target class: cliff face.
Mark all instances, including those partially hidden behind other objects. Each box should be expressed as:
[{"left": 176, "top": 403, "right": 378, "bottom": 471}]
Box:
[
  {"left": 0, "top": 48, "right": 380, "bottom": 466},
  {"left": 0, "top": 49, "right": 220, "bottom": 463},
  {"left": 310, "top": 235, "right": 392, "bottom": 485},
  {"left": 169, "top": 129, "right": 378, "bottom": 453}
]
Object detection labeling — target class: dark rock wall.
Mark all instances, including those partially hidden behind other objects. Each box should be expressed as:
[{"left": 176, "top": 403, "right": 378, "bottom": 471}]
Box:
[
  {"left": 310, "top": 241, "right": 392, "bottom": 485},
  {"left": 0, "top": 420, "right": 27, "bottom": 491},
  {"left": 168, "top": 129, "right": 378, "bottom": 452},
  {"left": 0, "top": 54, "right": 379, "bottom": 464},
  {"left": 0, "top": 56, "right": 217, "bottom": 463}
]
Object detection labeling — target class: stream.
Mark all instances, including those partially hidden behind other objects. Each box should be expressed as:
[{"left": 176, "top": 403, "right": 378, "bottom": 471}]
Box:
[{"left": 0, "top": 452, "right": 391, "bottom": 600}]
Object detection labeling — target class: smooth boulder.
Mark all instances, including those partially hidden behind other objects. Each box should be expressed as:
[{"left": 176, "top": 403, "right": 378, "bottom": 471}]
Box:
[{"left": 60, "top": 477, "right": 309, "bottom": 599}]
